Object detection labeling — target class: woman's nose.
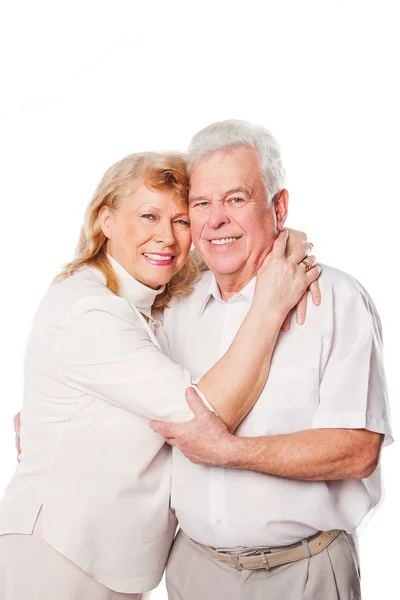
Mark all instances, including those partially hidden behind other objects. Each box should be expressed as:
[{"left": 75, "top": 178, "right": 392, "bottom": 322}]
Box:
[{"left": 154, "top": 222, "right": 175, "bottom": 246}]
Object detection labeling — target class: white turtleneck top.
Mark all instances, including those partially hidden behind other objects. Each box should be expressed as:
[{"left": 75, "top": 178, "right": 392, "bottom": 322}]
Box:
[{"left": 0, "top": 260, "right": 201, "bottom": 594}]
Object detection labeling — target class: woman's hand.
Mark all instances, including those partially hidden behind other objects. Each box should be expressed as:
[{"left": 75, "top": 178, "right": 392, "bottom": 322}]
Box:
[
  {"left": 254, "top": 230, "right": 321, "bottom": 326},
  {"left": 284, "top": 228, "right": 321, "bottom": 330}
]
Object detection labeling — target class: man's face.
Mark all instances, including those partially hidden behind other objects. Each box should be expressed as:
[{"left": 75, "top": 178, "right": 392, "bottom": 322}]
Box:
[{"left": 188, "top": 147, "right": 288, "bottom": 282}]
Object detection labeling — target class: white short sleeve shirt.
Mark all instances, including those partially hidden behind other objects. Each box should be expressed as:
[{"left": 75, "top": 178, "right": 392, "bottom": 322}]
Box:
[{"left": 162, "top": 264, "right": 393, "bottom": 548}]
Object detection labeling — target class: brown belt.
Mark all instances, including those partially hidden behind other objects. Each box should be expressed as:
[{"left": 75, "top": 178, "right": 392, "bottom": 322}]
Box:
[{"left": 195, "top": 529, "right": 342, "bottom": 571}]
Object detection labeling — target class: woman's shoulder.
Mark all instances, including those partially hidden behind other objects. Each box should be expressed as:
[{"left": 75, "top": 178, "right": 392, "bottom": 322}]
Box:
[
  {"left": 67, "top": 269, "right": 148, "bottom": 327},
  {"left": 40, "top": 267, "right": 138, "bottom": 327},
  {"left": 47, "top": 266, "right": 112, "bottom": 307}
]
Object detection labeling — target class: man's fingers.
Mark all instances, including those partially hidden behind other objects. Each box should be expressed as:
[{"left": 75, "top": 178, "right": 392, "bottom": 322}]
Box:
[
  {"left": 150, "top": 420, "right": 179, "bottom": 438},
  {"left": 13, "top": 412, "right": 21, "bottom": 436},
  {"left": 185, "top": 387, "right": 210, "bottom": 417},
  {"left": 15, "top": 434, "right": 21, "bottom": 461},
  {"left": 165, "top": 437, "right": 177, "bottom": 447},
  {"left": 281, "top": 311, "right": 291, "bottom": 331},
  {"left": 295, "top": 293, "right": 307, "bottom": 325},
  {"left": 14, "top": 412, "right": 21, "bottom": 461},
  {"left": 309, "top": 280, "right": 321, "bottom": 306}
]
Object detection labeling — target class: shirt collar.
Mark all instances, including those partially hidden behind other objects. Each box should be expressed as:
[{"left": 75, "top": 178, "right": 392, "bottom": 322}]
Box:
[
  {"left": 107, "top": 254, "right": 165, "bottom": 318},
  {"left": 198, "top": 273, "right": 256, "bottom": 316}
]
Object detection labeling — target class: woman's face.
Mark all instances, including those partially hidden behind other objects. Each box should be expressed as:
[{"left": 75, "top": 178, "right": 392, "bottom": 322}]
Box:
[{"left": 100, "top": 182, "right": 192, "bottom": 289}]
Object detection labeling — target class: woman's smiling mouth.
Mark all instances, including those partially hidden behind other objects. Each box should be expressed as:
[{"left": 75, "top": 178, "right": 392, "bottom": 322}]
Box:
[{"left": 143, "top": 253, "right": 176, "bottom": 266}]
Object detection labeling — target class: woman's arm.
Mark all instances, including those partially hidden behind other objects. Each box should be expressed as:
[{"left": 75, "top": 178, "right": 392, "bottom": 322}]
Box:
[
  {"left": 59, "top": 232, "right": 319, "bottom": 431},
  {"left": 196, "top": 231, "right": 320, "bottom": 430}
]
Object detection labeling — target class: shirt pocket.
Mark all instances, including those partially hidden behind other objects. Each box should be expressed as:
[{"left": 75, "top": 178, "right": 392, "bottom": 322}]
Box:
[{"left": 244, "top": 366, "right": 321, "bottom": 436}]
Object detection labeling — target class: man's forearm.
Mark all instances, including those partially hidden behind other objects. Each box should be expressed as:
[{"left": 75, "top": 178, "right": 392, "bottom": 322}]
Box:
[{"left": 222, "top": 428, "right": 383, "bottom": 480}]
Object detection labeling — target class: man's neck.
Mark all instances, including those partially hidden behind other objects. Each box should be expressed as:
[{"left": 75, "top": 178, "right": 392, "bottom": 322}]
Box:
[
  {"left": 209, "top": 244, "right": 274, "bottom": 302},
  {"left": 215, "top": 271, "right": 257, "bottom": 302}
]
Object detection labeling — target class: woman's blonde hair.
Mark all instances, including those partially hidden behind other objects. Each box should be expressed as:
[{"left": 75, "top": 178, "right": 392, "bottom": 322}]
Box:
[{"left": 57, "top": 152, "right": 203, "bottom": 310}]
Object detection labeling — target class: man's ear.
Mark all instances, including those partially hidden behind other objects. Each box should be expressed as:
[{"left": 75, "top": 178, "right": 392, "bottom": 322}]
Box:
[
  {"left": 98, "top": 205, "right": 113, "bottom": 239},
  {"left": 274, "top": 189, "right": 289, "bottom": 231}
]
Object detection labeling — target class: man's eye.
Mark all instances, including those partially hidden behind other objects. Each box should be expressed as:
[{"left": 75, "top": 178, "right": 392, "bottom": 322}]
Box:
[
  {"left": 194, "top": 202, "right": 210, "bottom": 208},
  {"left": 229, "top": 197, "right": 245, "bottom": 205},
  {"left": 142, "top": 214, "right": 155, "bottom": 220}
]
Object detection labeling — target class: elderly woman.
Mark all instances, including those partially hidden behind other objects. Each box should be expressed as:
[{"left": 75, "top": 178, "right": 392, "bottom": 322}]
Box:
[{"left": 0, "top": 152, "right": 319, "bottom": 599}]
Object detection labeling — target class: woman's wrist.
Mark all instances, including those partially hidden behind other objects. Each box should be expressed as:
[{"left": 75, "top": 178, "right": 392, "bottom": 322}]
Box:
[{"left": 249, "top": 298, "right": 287, "bottom": 329}]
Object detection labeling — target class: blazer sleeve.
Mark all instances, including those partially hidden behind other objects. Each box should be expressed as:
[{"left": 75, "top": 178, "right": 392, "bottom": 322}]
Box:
[{"left": 58, "top": 294, "right": 201, "bottom": 422}]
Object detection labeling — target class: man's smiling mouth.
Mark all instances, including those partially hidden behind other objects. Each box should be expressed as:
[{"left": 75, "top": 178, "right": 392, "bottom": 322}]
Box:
[{"left": 208, "top": 237, "right": 241, "bottom": 246}]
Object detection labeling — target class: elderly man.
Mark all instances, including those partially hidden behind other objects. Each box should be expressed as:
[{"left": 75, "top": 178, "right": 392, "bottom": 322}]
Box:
[{"left": 151, "top": 120, "right": 392, "bottom": 600}]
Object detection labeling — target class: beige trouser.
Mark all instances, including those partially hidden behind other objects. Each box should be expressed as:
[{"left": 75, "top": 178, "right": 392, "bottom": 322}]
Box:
[
  {"left": 166, "top": 530, "right": 361, "bottom": 600},
  {"left": 0, "top": 510, "right": 145, "bottom": 600}
]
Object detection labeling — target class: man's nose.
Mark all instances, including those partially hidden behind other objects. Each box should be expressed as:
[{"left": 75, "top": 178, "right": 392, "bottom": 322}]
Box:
[{"left": 207, "top": 203, "right": 231, "bottom": 229}]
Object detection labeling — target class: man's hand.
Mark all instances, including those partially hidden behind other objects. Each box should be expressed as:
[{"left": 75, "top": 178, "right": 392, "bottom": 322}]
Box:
[
  {"left": 283, "top": 228, "right": 321, "bottom": 331},
  {"left": 150, "top": 388, "right": 233, "bottom": 466},
  {"left": 13, "top": 412, "right": 21, "bottom": 462}
]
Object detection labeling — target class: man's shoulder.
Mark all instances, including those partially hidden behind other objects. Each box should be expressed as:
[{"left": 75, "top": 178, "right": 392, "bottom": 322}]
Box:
[
  {"left": 318, "top": 264, "right": 378, "bottom": 317},
  {"left": 319, "top": 264, "right": 366, "bottom": 295}
]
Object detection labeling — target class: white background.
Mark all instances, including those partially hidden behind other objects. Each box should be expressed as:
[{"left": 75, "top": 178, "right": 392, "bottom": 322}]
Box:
[{"left": 0, "top": 1, "right": 398, "bottom": 598}]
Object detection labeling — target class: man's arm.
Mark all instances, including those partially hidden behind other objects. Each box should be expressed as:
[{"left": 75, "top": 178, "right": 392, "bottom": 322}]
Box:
[
  {"left": 226, "top": 428, "right": 383, "bottom": 480},
  {"left": 150, "top": 390, "right": 384, "bottom": 480},
  {"left": 152, "top": 274, "right": 391, "bottom": 479}
]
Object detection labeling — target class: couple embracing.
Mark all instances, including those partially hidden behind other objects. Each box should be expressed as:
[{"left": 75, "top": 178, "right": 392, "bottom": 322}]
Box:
[{"left": 0, "top": 120, "right": 391, "bottom": 600}]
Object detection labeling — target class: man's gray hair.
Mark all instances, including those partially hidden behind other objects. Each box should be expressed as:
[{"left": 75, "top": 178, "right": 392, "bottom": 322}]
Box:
[{"left": 187, "top": 120, "right": 286, "bottom": 201}]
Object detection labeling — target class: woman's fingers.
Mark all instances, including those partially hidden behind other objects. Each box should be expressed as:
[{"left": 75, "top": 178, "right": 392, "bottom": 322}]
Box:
[
  {"left": 286, "top": 229, "right": 307, "bottom": 257},
  {"left": 281, "top": 311, "right": 292, "bottom": 331},
  {"left": 306, "top": 264, "right": 322, "bottom": 285},
  {"left": 299, "top": 254, "right": 317, "bottom": 272},
  {"left": 309, "top": 280, "right": 321, "bottom": 306},
  {"left": 287, "top": 242, "right": 314, "bottom": 264},
  {"left": 295, "top": 293, "right": 307, "bottom": 325},
  {"left": 270, "top": 230, "right": 289, "bottom": 256}
]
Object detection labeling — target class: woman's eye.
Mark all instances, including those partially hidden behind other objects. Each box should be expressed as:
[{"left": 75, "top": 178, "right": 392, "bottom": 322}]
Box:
[
  {"left": 174, "top": 219, "right": 190, "bottom": 226},
  {"left": 141, "top": 214, "right": 155, "bottom": 220}
]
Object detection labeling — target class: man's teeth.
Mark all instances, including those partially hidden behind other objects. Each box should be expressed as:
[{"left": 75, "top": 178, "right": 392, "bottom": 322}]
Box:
[
  {"left": 144, "top": 253, "right": 174, "bottom": 260},
  {"left": 210, "top": 237, "right": 239, "bottom": 245}
]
